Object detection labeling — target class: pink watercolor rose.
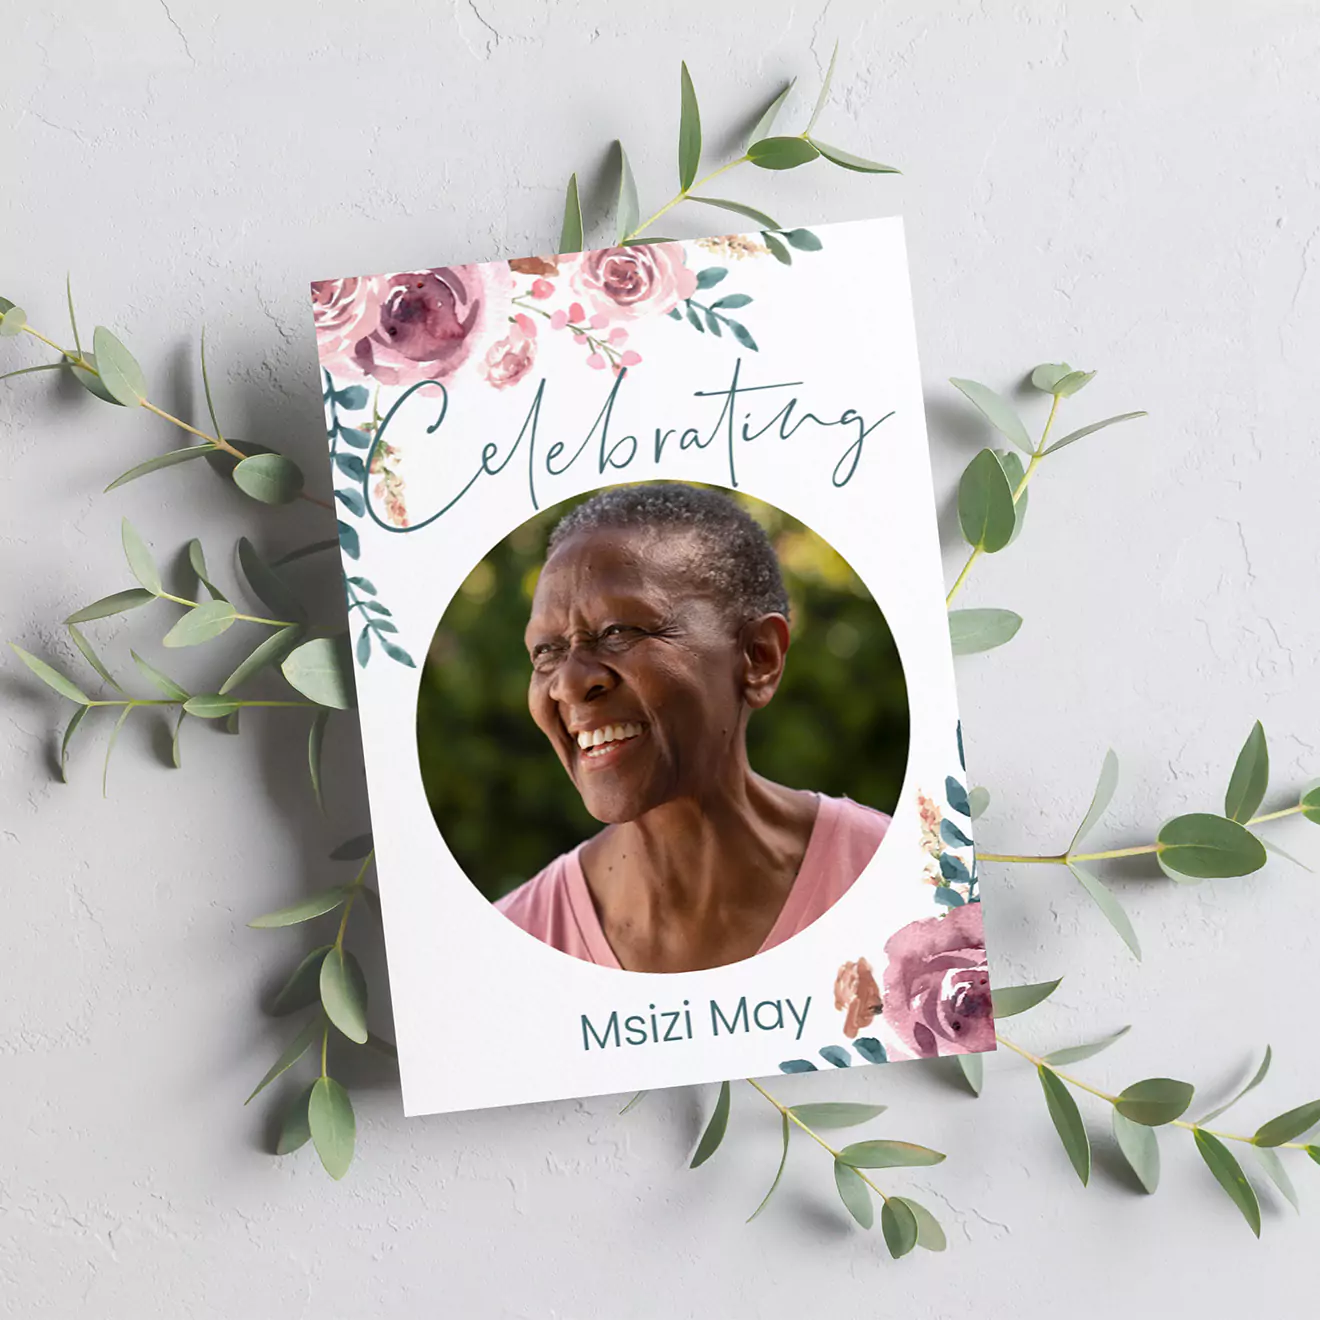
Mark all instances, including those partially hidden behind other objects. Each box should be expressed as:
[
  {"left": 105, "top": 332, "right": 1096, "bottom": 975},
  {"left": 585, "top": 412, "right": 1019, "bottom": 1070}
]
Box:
[
  {"left": 881, "top": 905, "right": 993, "bottom": 1058},
  {"left": 569, "top": 244, "right": 697, "bottom": 322},
  {"left": 309, "top": 277, "right": 383, "bottom": 378},
  {"left": 480, "top": 323, "right": 537, "bottom": 390}
]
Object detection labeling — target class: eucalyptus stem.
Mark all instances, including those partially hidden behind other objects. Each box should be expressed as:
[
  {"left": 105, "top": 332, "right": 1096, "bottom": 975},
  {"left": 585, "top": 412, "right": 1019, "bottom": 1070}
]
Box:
[
  {"left": 995, "top": 1034, "right": 1308, "bottom": 1151},
  {"left": 158, "top": 589, "right": 299, "bottom": 630},
  {"left": 624, "top": 154, "right": 750, "bottom": 241},
  {"left": 334, "top": 850, "right": 375, "bottom": 948}
]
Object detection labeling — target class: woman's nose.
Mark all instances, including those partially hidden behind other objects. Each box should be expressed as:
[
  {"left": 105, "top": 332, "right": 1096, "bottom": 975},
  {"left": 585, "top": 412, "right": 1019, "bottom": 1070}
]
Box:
[{"left": 548, "top": 645, "right": 617, "bottom": 704}]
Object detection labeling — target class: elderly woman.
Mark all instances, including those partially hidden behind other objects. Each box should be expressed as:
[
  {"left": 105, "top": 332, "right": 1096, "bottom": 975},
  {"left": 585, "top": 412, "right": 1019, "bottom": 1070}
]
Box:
[{"left": 496, "top": 483, "right": 888, "bottom": 973}]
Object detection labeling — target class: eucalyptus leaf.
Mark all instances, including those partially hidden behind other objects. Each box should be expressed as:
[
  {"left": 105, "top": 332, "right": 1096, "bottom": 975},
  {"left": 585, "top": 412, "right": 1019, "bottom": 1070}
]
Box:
[
  {"left": 747, "top": 136, "right": 820, "bottom": 170},
  {"left": 92, "top": 326, "right": 147, "bottom": 407},
  {"left": 1114, "top": 1078, "right": 1195, "bottom": 1126},
  {"left": 161, "top": 600, "right": 237, "bottom": 649},
  {"left": 219, "top": 625, "right": 303, "bottom": 695},
  {"left": 994, "top": 449, "right": 1029, "bottom": 543},
  {"left": 1044, "top": 1025, "right": 1131, "bottom": 1067},
  {"left": 282, "top": 635, "right": 356, "bottom": 710},
  {"left": 276, "top": 1083, "right": 315, "bottom": 1156},
  {"left": 187, "top": 539, "right": 228, "bottom": 603},
  {"left": 70, "top": 353, "right": 121, "bottom": 404},
  {"left": 690, "top": 1079, "right": 731, "bottom": 1168},
  {"left": 559, "top": 173, "right": 583, "bottom": 253},
  {"left": 948, "top": 607, "right": 1022, "bottom": 656},
  {"left": 1254, "top": 1146, "right": 1300, "bottom": 1211},
  {"left": 170, "top": 710, "right": 186, "bottom": 768},
  {"left": 747, "top": 79, "right": 795, "bottom": 147},
  {"left": 59, "top": 706, "right": 90, "bottom": 782},
  {"left": 958, "top": 448, "right": 1016, "bottom": 553},
  {"left": 1112, "top": 1109, "right": 1160, "bottom": 1194},
  {"left": 1052, "top": 369, "right": 1095, "bottom": 397},
  {"left": 1254, "top": 1098, "right": 1320, "bottom": 1147},
  {"left": 1225, "top": 720, "right": 1269, "bottom": 823},
  {"left": 270, "top": 946, "right": 332, "bottom": 1016},
  {"left": 105, "top": 445, "right": 216, "bottom": 491},
  {"left": 880, "top": 1197, "right": 918, "bottom": 1259},
  {"left": 747, "top": 1112, "right": 790, "bottom": 1222},
  {"left": 1196, "top": 1046, "right": 1272, "bottom": 1125},
  {"left": 677, "top": 61, "right": 701, "bottom": 191},
  {"left": 130, "top": 650, "right": 188, "bottom": 700},
  {"left": 837, "top": 1140, "right": 945, "bottom": 1169},
  {"left": 968, "top": 786, "right": 991, "bottom": 820},
  {"left": 1259, "top": 835, "right": 1313, "bottom": 872},
  {"left": 0, "top": 304, "right": 28, "bottom": 336},
  {"left": 1156, "top": 813, "right": 1267, "bottom": 880},
  {"left": 805, "top": 40, "right": 837, "bottom": 135},
  {"left": 1041, "top": 411, "right": 1147, "bottom": 457},
  {"left": 690, "top": 196, "right": 780, "bottom": 229},
  {"left": 329, "top": 833, "right": 373, "bottom": 861},
  {"left": 67, "top": 624, "right": 121, "bottom": 692},
  {"left": 1300, "top": 779, "right": 1320, "bottom": 824},
  {"left": 182, "top": 694, "right": 239, "bottom": 719},
  {"left": 956, "top": 1051, "right": 984, "bottom": 1096},
  {"left": 9, "top": 644, "right": 89, "bottom": 704},
  {"left": 1039, "top": 1065, "right": 1091, "bottom": 1185},
  {"left": 308, "top": 1076, "right": 355, "bottom": 1180},
  {"left": 615, "top": 142, "right": 640, "bottom": 244},
  {"left": 245, "top": 1014, "right": 320, "bottom": 1104},
  {"left": 101, "top": 706, "right": 131, "bottom": 796},
  {"left": 1030, "top": 362, "right": 1073, "bottom": 392},
  {"left": 788, "top": 1102, "right": 887, "bottom": 1130},
  {"left": 895, "top": 1196, "right": 947, "bottom": 1252},
  {"left": 808, "top": 138, "right": 899, "bottom": 173},
  {"left": 237, "top": 537, "right": 306, "bottom": 623},
  {"left": 121, "top": 519, "right": 162, "bottom": 595},
  {"left": 65, "top": 589, "right": 155, "bottom": 623},
  {"left": 762, "top": 231, "right": 791, "bottom": 265},
  {"left": 199, "top": 326, "right": 223, "bottom": 438},
  {"left": 1194, "top": 1129, "right": 1260, "bottom": 1237},
  {"left": 233, "top": 452, "right": 305, "bottom": 505},
  {"left": 1069, "top": 749, "right": 1119, "bottom": 852},
  {"left": 308, "top": 708, "right": 330, "bottom": 811},
  {"left": 1067, "top": 862, "right": 1141, "bottom": 960},
  {"left": 949, "top": 378, "right": 1033, "bottom": 454},
  {"left": 832, "top": 1159, "right": 873, "bottom": 1228},
  {"left": 992, "top": 978, "right": 1062, "bottom": 1018},
  {"left": 320, "top": 946, "right": 369, "bottom": 1044},
  {"left": 249, "top": 886, "right": 351, "bottom": 929},
  {"left": 274, "top": 539, "right": 340, "bottom": 568}
]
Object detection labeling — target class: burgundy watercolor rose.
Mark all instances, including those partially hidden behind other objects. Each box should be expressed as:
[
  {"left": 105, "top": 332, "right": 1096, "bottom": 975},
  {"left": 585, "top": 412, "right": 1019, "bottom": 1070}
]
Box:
[
  {"left": 569, "top": 244, "right": 697, "bottom": 321},
  {"left": 480, "top": 322, "right": 537, "bottom": 390},
  {"left": 309, "top": 276, "right": 382, "bottom": 379},
  {"left": 881, "top": 905, "right": 993, "bottom": 1058}
]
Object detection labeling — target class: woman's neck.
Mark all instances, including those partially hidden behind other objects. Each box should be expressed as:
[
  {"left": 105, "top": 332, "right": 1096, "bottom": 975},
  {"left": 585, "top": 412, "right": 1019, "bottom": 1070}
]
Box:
[{"left": 580, "top": 768, "right": 819, "bottom": 973}]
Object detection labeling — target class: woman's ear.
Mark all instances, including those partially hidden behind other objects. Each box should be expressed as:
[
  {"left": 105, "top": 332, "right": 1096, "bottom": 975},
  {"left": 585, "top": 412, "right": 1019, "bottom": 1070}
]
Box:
[{"left": 740, "top": 613, "right": 791, "bottom": 710}]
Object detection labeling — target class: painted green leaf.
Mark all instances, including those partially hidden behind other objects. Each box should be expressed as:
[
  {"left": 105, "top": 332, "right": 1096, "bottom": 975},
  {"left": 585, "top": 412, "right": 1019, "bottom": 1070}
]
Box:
[
  {"left": 104, "top": 445, "right": 216, "bottom": 491},
  {"left": 956, "top": 1051, "right": 984, "bottom": 1095},
  {"left": 1254, "top": 1146, "right": 1300, "bottom": 1211},
  {"left": 282, "top": 635, "right": 356, "bottom": 709},
  {"left": 233, "top": 452, "right": 305, "bottom": 505},
  {"left": 1225, "top": 721, "right": 1269, "bottom": 823},
  {"left": 709, "top": 294, "right": 752, "bottom": 309},
  {"left": 1067, "top": 862, "right": 1141, "bottom": 960},
  {"left": 10, "top": 644, "right": 90, "bottom": 704},
  {"left": 1030, "top": 362, "right": 1073, "bottom": 392},
  {"left": 992, "top": 978, "right": 1061, "bottom": 1018},
  {"left": 677, "top": 61, "right": 701, "bottom": 191},
  {"left": 949, "top": 378, "right": 1033, "bottom": 454},
  {"left": 747, "top": 79, "right": 795, "bottom": 147},
  {"left": 948, "top": 608, "right": 1023, "bottom": 656},
  {"left": 245, "top": 1014, "right": 320, "bottom": 1104},
  {"left": 1041, "top": 411, "right": 1147, "bottom": 457},
  {"left": 615, "top": 142, "right": 640, "bottom": 244},
  {"left": 183, "top": 694, "right": 239, "bottom": 719},
  {"left": 276, "top": 1083, "right": 315, "bottom": 1155},
  {"left": 309, "top": 1076, "right": 355, "bottom": 1180},
  {"left": 968, "top": 786, "right": 991, "bottom": 820},
  {"left": 1112, "top": 1109, "right": 1160, "bottom": 1194},
  {"left": 958, "top": 448, "right": 1016, "bottom": 553},
  {"left": 690, "top": 196, "right": 780, "bottom": 229},
  {"left": 59, "top": 705, "right": 90, "bottom": 782},
  {"left": 1044, "top": 1025, "right": 1131, "bottom": 1067},
  {"left": 1069, "top": 749, "right": 1119, "bottom": 851},
  {"left": 1156, "top": 813, "right": 1267, "bottom": 880},
  {"left": 881, "top": 1196, "right": 918, "bottom": 1259},
  {"left": 690, "top": 1079, "right": 731, "bottom": 1167},
  {"left": 808, "top": 138, "right": 899, "bottom": 173},
  {"left": 1039, "top": 1065, "right": 1090, "bottom": 1185},
  {"left": 805, "top": 39, "right": 837, "bottom": 135},
  {"left": 320, "top": 946, "right": 369, "bottom": 1044},
  {"left": 1114, "top": 1078, "right": 1195, "bottom": 1126},
  {"left": 66, "top": 624, "right": 121, "bottom": 692},
  {"left": 1197, "top": 1046, "right": 1271, "bottom": 1125},
  {"left": 837, "top": 1140, "right": 945, "bottom": 1169},
  {"left": 65, "top": 589, "right": 155, "bottom": 623},
  {"left": 162, "top": 600, "right": 237, "bottom": 648},
  {"left": 237, "top": 538, "right": 306, "bottom": 623},
  {"left": 782, "top": 229, "right": 822, "bottom": 251},
  {"left": 270, "top": 945, "right": 333, "bottom": 1016},
  {"left": 747, "top": 1111, "right": 790, "bottom": 1222},
  {"left": 92, "top": 326, "right": 147, "bottom": 406},
  {"left": 248, "top": 886, "right": 350, "bottom": 929},
  {"left": 559, "top": 173, "right": 583, "bottom": 253},
  {"left": 833, "top": 1159, "right": 873, "bottom": 1228},
  {"left": 1301, "top": 779, "right": 1320, "bottom": 824},
  {"left": 895, "top": 1196, "right": 947, "bottom": 1252},
  {"left": 747, "top": 136, "right": 820, "bottom": 170},
  {"left": 308, "top": 708, "right": 330, "bottom": 811},
  {"left": 788, "top": 1102, "right": 887, "bottom": 1130},
  {"left": 121, "top": 519, "right": 162, "bottom": 595},
  {"left": 130, "top": 650, "right": 189, "bottom": 700},
  {"left": 219, "top": 625, "right": 303, "bottom": 695},
  {"left": 1254, "top": 1098, "right": 1320, "bottom": 1147},
  {"left": 1194, "top": 1129, "right": 1260, "bottom": 1236}
]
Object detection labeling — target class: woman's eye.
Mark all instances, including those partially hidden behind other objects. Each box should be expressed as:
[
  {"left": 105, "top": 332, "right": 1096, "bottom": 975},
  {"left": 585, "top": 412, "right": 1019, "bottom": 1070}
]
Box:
[{"left": 601, "top": 625, "right": 628, "bottom": 638}]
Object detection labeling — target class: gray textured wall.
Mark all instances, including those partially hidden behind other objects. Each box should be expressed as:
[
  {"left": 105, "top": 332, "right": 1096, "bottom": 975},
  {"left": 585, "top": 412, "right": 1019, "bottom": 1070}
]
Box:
[{"left": 4, "top": 2, "right": 1318, "bottom": 1316}]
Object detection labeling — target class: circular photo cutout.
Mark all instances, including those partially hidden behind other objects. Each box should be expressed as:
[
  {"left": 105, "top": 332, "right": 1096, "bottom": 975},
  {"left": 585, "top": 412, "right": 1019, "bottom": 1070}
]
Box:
[{"left": 417, "top": 481, "right": 909, "bottom": 973}]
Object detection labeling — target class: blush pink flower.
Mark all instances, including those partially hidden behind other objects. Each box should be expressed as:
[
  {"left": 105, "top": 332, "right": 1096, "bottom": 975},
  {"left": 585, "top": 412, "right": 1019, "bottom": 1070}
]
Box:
[
  {"left": 310, "top": 277, "right": 383, "bottom": 378},
  {"left": 881, "top": 905, "right": 993, "bottom": 1058},
  {"left": 480, "top": 323, "right": 537, "bottom": 390},
  {"left": 570, "top": 244, "right": 698, "bottom": 322}
]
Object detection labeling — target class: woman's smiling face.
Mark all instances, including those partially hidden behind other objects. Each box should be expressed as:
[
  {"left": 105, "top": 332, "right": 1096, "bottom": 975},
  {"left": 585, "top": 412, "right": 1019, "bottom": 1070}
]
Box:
[{"left": 525, "top": 525, "right": 750, "bottom": 824}]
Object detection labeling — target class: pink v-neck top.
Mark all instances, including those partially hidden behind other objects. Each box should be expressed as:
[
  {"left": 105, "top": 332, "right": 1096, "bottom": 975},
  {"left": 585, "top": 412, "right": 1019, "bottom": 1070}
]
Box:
[{"left": 494, "top": 794, "right": 889, "bottom": 969}]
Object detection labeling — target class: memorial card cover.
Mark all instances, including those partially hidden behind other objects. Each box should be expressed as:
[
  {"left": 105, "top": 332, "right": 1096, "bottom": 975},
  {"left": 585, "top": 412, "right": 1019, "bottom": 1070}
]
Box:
[{"left": 308, "top": 216, "right": 995, "bottom": 1116}]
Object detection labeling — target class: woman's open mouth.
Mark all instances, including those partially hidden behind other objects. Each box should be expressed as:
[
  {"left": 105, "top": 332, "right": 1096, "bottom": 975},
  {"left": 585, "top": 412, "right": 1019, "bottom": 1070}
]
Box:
[{"left": 573, "top": 721, "right": 646, "bottom": 768}]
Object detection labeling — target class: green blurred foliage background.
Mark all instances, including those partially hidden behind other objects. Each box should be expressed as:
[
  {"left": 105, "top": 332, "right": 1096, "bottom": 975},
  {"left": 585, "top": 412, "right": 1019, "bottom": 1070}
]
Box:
[{"left": 416, "top": 484, "right": 909, "bottom": 901}]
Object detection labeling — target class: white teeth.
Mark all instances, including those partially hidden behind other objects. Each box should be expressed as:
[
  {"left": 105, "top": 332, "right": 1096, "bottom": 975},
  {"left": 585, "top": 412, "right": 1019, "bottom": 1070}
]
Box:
[{"left": 576, "top": 722, "right": 643, "bottom": 751}]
